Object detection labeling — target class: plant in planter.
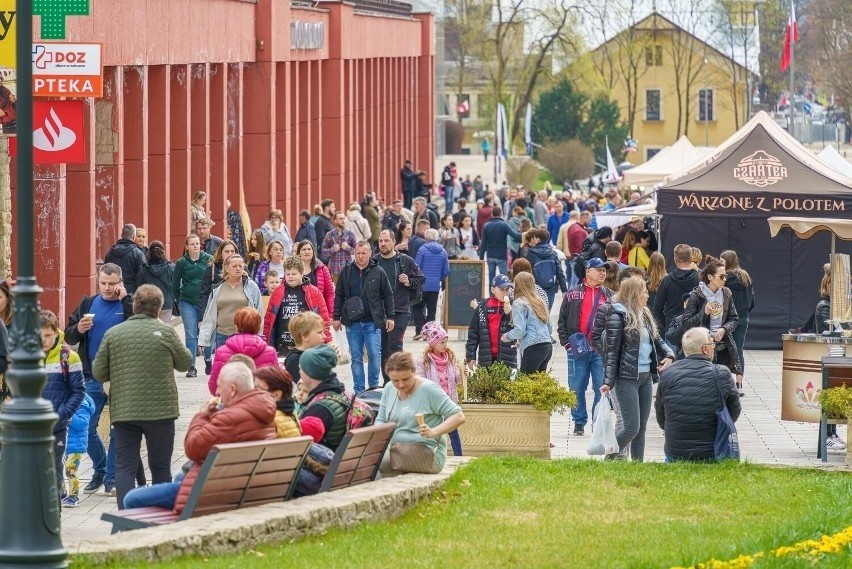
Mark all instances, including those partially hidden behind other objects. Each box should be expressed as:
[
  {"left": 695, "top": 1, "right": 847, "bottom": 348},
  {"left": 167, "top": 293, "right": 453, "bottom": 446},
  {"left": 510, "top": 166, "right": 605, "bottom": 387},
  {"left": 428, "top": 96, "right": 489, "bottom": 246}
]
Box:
[
  {"left": 819, "top": 385, "right": 852, "bottom": 419},
  {"left": 458, "top": 363, "right": 576, "bottom": 459}
]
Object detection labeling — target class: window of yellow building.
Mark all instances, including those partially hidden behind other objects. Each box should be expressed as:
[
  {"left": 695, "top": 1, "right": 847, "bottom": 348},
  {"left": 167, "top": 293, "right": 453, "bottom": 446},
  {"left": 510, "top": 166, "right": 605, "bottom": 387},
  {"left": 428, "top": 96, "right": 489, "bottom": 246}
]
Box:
[
  {"left": 645, "top": 89, "right": 662, "bottom": 121},
  {"left": 645, "top": 45, "right": 662, "bottom": 67},
  {"left": 699, "top": 89, "right": 715, "bottom": 121}
]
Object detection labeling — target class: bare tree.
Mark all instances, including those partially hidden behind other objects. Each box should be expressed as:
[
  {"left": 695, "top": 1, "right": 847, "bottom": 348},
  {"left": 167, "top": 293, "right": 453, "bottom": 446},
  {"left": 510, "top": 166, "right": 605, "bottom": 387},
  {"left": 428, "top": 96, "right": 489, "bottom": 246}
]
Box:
[
  {"left": 659, "top": 2, "right": 706, "bottom": 137},
  {"left": 581, "top": 0, "right": 652, "bottom": 139},
  {"left": 713, "top": 0, "right": 759, "bottom": 129},
  {"left": 801, "top": 0, "right": 852, "bottom": 108},
  {"left": 444, "top": 0, "right": 492, "bottom": 120}
]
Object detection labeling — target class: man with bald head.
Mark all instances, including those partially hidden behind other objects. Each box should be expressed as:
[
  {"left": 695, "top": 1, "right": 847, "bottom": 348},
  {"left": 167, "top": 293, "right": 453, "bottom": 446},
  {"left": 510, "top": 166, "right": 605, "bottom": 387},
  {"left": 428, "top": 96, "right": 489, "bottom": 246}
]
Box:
[
  {"left": 121, "top": 362, "right": 276, "bottom": 510},
  {"left": 655, "top": 327, "right": 741, "bottom": 462}
]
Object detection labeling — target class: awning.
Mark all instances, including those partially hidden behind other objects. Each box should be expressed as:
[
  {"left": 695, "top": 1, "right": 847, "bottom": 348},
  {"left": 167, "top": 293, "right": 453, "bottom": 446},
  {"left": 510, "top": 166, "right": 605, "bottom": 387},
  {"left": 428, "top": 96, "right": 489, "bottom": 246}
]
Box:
[{"left": 768, "top": 216, "right": 852, "bottom": 241}]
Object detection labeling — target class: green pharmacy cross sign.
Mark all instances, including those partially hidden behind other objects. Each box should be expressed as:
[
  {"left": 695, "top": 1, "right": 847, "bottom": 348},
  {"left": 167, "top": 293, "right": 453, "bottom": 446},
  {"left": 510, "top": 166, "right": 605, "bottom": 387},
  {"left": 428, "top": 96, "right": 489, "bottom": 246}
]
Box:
[{"left": 33, "top": 0, "right": 90, "bottom": 39}]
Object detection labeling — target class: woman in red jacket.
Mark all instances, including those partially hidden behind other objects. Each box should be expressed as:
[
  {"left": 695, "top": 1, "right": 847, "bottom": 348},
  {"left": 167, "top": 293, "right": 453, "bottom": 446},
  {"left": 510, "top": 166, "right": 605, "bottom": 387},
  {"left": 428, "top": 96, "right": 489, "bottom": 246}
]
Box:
[
  {"left": 263, "top": 255, "right": 331, "bottom": 356},
  {"left": 296, "top": 240, "right": 335, "bottom": 316},
  {"left": 208, "top": 307, "right": 279, "bottom": 395}
]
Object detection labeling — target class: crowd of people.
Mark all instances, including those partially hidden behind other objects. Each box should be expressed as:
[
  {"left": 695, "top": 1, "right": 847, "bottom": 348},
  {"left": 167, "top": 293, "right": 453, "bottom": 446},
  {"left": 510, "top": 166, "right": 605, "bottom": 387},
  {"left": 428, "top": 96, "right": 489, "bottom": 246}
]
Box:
[{"left": 3, "top": 159, "right": 846, "bottom": 515}]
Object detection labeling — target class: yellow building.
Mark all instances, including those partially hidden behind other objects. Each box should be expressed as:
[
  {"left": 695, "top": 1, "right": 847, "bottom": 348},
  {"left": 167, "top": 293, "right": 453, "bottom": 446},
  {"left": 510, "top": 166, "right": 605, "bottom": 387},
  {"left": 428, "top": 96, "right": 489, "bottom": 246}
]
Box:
[{"left": 577, "top": 12, "right": 751, "bottom": 163}]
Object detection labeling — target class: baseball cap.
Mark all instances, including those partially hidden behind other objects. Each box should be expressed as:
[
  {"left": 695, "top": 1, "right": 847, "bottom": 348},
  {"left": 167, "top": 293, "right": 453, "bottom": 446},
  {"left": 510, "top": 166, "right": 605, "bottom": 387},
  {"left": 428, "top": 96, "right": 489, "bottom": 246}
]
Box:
[
  {"left": 586, "top": 258, "right": 607, "bottom": 270},
  {"left": 630, "top": 216, "right": 643, "bottom": 222},
  {"left": 492, "top": 274, "right": 512, "bottom": 289}
]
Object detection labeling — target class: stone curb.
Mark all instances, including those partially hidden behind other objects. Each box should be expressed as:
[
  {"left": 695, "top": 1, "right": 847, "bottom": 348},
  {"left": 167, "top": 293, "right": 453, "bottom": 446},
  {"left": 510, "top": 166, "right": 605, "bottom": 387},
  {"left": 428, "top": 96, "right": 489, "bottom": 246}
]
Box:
[{"left": 70, "top": 457, "right": 474, "bottom": 564}]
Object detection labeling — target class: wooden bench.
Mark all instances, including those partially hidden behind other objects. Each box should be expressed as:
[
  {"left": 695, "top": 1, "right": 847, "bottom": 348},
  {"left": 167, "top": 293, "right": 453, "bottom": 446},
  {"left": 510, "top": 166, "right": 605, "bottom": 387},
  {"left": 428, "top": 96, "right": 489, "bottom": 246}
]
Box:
[
  {"left": 102, "top": 436, "right": 313, "bottom": 533},
  {"left": 319, "top": 423, "right": 396, "bottom": 493}
]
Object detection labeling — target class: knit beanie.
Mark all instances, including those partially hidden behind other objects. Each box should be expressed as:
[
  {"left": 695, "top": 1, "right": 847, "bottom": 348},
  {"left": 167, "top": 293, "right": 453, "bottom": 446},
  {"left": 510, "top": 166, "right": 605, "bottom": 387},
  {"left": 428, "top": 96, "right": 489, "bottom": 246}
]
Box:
[
  {"left": 299, "top": 344, "right": 338, "bottom": 380},
  {"left": 421, "top": 321, "right": 448, "bottom": 347}
]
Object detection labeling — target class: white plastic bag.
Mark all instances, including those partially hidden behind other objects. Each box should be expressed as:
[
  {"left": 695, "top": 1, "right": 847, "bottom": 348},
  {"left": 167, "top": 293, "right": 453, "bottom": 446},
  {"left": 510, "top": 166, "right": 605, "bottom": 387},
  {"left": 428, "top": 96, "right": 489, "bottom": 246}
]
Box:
[
  {"left": 587, "top": 394, "right": 619, "bottom": 455},
  {"left": 332, "top": 327, "right": 351, "bottom": 364}
]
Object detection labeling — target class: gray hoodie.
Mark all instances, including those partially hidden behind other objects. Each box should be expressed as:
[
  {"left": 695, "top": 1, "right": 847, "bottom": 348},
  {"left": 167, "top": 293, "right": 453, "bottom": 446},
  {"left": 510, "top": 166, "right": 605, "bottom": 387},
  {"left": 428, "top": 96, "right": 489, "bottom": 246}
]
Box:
[{"left": 698, "top": 282, "right": 724, "bottom": 333}]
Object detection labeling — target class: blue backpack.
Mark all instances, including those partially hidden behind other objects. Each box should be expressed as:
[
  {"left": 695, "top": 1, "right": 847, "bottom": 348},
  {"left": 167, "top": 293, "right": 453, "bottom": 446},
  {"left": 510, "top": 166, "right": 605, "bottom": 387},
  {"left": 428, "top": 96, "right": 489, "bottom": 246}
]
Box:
[{"left": 533, "top": 258, "right": 557, "bottom": 288}]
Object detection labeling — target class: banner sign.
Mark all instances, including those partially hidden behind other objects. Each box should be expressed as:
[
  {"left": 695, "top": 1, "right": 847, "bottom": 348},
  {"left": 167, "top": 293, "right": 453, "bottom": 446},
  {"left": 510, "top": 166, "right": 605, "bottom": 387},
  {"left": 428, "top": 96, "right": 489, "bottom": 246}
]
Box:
[
  {"left": 658, "top": 190, "right": 851, "bottom": 219},
  {"left": 32, "top": 42, "right": 102, "bottom": 97},
  {"left": 9, "top": 100, "right": 85, "bottom": 164}
]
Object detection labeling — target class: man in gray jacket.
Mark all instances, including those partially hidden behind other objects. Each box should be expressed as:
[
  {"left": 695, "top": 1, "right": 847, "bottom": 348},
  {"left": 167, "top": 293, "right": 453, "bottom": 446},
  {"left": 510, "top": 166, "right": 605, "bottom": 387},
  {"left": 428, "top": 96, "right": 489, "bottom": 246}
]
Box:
[{"left": 655, "top": 327, "right": 741, "bottom": 462}]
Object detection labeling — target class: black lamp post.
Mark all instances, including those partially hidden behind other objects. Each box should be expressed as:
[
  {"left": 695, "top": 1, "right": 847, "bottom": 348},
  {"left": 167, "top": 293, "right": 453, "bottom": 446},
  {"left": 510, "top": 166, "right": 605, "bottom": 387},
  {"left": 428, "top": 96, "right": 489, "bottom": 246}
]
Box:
[{"left": 0, "top": 1, "right": 69, "bottom": 566}]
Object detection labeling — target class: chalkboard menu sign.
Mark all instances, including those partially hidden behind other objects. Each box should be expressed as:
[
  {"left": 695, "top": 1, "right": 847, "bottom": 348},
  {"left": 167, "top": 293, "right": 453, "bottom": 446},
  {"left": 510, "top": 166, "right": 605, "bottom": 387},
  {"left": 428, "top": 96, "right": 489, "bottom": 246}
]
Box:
[{"left": 443, "top": 260, "right": 487, "bottom": 329}]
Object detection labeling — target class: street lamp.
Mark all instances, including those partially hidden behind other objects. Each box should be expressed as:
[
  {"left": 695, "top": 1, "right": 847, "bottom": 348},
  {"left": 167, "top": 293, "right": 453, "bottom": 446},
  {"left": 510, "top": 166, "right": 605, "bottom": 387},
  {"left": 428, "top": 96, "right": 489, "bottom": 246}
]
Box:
[{"left": 0, "top": 1, "right": 68, "bottom": 567}]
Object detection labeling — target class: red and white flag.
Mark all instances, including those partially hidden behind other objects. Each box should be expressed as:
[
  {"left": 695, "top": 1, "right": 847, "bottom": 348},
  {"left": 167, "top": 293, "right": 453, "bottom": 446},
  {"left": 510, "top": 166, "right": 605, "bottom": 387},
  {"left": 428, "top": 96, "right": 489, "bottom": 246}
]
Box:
[
  {"left": 779, "top": 2, "right": 798, "bottom": 72},
  {"left": 457, "top": 99, "right": 470, "bottom": 114}
]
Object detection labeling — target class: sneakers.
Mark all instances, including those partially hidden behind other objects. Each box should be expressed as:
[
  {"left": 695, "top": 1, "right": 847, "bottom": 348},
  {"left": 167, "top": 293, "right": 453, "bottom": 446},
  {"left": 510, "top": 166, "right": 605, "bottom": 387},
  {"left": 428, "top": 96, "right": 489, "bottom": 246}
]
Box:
[
  {"left": 573, "top": 425, "right": 584, "bottom": 436},
  {"left": 827, "top": 435, "right": 847, "bottom": 450},
  {"left": 186, "top": 367, "right": 197, "bottom": 378},
  {"left": 104, "top": 480, "right": 116, "bottom": 496},
  {"left": 61, "top": 496, "right": 79, "bottom": 508},
  {"left": 83, "top": 474, "right": 104, "bottom": 493},
  {"left": 413, "top": 334, "right": 423, "bottom": 341},
  {"left": 204, "top": 360, "right": 212, "bottom": 375}
]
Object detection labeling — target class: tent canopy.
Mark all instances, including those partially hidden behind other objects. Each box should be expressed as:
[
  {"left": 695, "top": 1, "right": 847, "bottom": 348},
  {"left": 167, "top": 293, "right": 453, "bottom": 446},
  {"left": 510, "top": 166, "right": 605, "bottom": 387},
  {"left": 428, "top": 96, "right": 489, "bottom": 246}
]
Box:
[
  {"left": 656, "top": 111, "right": 852, "bottom": 349},
  {"left": 622, "top": 136, "right": 707, "bottom": 188},
  {"left": 768, "top": 216, "right": 852, "bottom": 241},
  {"left": 816, "top": 144, "right": 852, "bottom": 178},
  {"left": 595, "top": 201, "right": 658, "bottom": 230},
  {"left": 659, "top": 112, "right": 852, "bottom": 219}
]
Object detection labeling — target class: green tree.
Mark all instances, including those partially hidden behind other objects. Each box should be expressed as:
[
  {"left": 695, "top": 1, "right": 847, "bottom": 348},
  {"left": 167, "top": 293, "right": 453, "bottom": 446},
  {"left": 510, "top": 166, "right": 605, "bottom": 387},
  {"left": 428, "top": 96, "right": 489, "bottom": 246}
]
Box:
[
  {"left": 532, "top": 78, "right": 627, "bottom": 164},
  {"left": 531, "top": 78, "right": 586, "bottom": 143},
  {"left": 583, "top": 96, "right": 628, "bottom": 165}
]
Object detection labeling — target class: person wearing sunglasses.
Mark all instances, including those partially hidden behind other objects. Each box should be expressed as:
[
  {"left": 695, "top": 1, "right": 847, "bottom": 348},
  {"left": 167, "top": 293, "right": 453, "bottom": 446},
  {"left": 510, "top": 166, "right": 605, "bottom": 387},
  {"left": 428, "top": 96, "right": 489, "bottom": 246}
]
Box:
[{"left": 680, "top": 255, "right": 743, "bottom": 395}]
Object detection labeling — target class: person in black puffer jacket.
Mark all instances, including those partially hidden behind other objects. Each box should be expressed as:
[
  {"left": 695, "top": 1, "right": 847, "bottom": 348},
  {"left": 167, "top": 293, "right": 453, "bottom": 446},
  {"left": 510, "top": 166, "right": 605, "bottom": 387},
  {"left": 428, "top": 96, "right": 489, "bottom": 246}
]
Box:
[
  {"left": 655, "top": 327, "right": 741, "bottom": 462},
  {"left": 814, "top": 263, "right": 831, "bottom": 334},
  {"left": 680, "top": 256, "right": 742, "bottom": 391},
  {"left": 465, "top": 275, "right": 517, "bottom": 369},
  {"left": 599, "top": 277, "right": 674, "bottom": 462},
  {"left": 104, "top": 224, "right": 148, "bottom": 294},
  {"left": 136, "top": 241, "right": 175, "bottom": 322}
]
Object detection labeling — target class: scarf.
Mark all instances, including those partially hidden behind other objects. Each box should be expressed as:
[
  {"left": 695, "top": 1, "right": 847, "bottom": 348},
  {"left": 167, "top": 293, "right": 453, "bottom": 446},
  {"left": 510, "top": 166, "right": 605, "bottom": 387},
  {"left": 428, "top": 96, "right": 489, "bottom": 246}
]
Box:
[
  {"left": 276, "top": 397, "right": 297, "bottom": 415},
  {"left": 431, "top": 351, "right": 450, "bottom": 394}
]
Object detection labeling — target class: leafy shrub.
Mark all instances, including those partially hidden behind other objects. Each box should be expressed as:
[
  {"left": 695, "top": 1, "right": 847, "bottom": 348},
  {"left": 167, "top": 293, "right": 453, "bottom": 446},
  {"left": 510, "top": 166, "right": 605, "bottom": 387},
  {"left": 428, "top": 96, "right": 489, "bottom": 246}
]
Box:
[
  {"left": 537, "top": 139, "right": 594, "bottom": 184},
  {"left": 819, "top": 385, "right": 852, "bottom": 419},
  {"left": 464, "top": 364, "right": 576, "bottom": 415},
  {"left": 506, "top": 157, "right": 540, "bottom": 189},
  {"left": 504, "top": 372, "right": 577, "bottom": 415}
]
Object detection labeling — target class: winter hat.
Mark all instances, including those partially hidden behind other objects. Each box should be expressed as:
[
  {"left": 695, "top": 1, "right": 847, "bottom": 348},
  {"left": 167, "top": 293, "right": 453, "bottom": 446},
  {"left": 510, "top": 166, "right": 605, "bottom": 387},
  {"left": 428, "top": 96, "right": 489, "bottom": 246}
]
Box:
[
  {"left": 299, "top": 416, "right": 326, "bottom": 443},
  {"left": 421, "top": 321, "right": 448, "bottom": 347},
  {"left": 299, "top": 344, "right": 338, "bottom": 380}
]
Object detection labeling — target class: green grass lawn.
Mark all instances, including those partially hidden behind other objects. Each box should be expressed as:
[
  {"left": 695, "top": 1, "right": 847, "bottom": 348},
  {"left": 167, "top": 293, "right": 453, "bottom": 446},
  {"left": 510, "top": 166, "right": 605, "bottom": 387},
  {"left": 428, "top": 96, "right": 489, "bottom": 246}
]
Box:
[{"left": 87, "top": 457, "right": 852, "bottom": 569}]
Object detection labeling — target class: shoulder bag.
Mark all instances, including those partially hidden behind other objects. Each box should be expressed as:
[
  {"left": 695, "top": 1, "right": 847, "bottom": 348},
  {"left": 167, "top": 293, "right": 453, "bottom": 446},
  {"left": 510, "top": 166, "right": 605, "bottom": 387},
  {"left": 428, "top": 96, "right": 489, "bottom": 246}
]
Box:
[
  {"left": 386, "top": 387, "right": 440, "bottom": 474},
  {"left": 568, "top": 289, "right": 601, "bottom": 360},
  {"left": 712, "top": 365, "right": 740, "bottom": 461}
]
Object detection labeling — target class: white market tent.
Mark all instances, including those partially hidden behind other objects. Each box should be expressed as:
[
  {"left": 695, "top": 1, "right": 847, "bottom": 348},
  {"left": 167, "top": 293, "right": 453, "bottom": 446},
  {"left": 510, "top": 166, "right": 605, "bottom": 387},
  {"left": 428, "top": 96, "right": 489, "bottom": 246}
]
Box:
[
  {"left": 622, "top": 136, "right": 709, "bottom": 188},
  {"left": 595, "top": 199, "right": 659, "bottom": 230},
  {"left": 816, "top": 144, "right": 852, "bottom": 178}
]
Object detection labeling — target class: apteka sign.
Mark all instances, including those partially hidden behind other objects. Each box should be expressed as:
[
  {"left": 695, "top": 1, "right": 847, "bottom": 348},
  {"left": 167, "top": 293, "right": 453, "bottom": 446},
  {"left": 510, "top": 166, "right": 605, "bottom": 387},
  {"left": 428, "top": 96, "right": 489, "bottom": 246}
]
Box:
[{"left": 32, "top": 42, "right": 102, "bottom": 97}]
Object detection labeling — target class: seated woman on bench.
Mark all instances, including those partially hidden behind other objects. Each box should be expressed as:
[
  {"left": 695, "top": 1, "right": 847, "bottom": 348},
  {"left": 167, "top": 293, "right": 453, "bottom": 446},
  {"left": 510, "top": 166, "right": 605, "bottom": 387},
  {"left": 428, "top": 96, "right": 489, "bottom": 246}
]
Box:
[{"left": 122, "top": 362, "right": 276, "bottom": 510}]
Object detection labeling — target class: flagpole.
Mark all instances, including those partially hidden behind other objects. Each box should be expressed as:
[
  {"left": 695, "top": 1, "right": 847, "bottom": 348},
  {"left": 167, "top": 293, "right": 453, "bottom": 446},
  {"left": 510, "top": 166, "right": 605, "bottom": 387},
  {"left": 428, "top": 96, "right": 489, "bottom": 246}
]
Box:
[{"left": 788, "top": 0, "right": 795, "bottom": 140}]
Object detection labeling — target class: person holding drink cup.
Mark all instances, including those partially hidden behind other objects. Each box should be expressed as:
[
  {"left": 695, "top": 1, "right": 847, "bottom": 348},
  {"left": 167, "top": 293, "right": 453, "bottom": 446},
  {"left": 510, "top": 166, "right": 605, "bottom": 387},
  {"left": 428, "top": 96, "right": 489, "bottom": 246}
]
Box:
[{"left": 65, "top": 263, "right": 135, "bottom": 495}]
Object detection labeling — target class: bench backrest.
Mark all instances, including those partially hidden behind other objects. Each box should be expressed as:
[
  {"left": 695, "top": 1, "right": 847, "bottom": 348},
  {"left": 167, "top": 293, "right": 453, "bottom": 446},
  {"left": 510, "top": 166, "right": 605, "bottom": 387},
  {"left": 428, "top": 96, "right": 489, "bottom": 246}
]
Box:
[
  {"left": 182, "top": 436, "right": 313, "bottom": 519},
  {"left": 320, "top": 422, "right": 396, "bottom": 493}
]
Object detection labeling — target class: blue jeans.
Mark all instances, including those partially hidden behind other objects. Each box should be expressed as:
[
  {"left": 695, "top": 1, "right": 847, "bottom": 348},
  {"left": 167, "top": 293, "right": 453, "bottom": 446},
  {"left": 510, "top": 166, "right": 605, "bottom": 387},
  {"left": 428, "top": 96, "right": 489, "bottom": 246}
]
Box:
[
  {"left": 543, "top": 286, "right": 557, "bottom": 311},
  {"left": 566, "top": 259, "right": 579, "bottom": 288},
  {"left": 449, "top": 429, "right": 463, "bottom": 456},
  {"left": 215, "top": 332, "right": 230, "bottom": 349},
  {"left": 179, "top": 300, "right": 211, "bottom": 366},
  {"left": 487, "top": 258, "right": 507, "bottom": 285},
  {"left": 85, "top": 378, "right": 108, "bottom": 477},
  {"left": 567, "top": 351, "right": 604, "bottom": 427},
  {"left": 731, "top": 318, "right": 748, "bottom": 373},
  {"left": 122, "top": 472, "right": 184, "bottom": 510},
  {"left": 347, "top": 321, "right": 382, "bottom": 392},
  {"left": 444, "top": 185, "right": 454, "bottom": 213}
]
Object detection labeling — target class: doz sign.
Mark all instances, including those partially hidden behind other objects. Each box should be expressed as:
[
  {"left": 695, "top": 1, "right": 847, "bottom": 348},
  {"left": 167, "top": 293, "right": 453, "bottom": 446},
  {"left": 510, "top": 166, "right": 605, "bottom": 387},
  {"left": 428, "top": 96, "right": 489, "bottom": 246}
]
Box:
[
  {"left": 9, "top": 101, "right": 85, "bottom": 163},
  {"left": 31, "top": 42, "right": 102, "bottom": 97}
]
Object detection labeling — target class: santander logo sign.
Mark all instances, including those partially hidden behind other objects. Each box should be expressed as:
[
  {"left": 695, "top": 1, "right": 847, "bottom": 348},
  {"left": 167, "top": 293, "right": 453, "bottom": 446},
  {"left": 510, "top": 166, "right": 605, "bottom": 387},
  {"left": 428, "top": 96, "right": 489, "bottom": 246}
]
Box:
[
  {"left": 8, "top": 100, "right": 86, "bottom": 163},
  {"left": 33, "top": 106, "right": 77, "bottom": 152}
]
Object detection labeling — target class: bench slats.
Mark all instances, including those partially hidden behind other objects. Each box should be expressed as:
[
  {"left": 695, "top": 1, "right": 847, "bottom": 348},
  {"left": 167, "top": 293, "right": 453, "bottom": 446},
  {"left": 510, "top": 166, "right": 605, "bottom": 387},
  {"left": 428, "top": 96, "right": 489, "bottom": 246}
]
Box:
[
  {"left": 319, "top": 423, "right": 395, "bottom": 493},
  {"left": 102, "top": 436, "right": 313, "bottom": 533}
]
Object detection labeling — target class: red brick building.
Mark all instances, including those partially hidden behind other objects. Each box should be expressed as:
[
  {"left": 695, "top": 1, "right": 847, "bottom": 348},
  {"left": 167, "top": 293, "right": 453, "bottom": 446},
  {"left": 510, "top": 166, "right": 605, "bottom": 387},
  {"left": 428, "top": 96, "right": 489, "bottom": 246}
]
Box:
[{"left": 13, "top": 0, "right": 435, "bottom": 317}]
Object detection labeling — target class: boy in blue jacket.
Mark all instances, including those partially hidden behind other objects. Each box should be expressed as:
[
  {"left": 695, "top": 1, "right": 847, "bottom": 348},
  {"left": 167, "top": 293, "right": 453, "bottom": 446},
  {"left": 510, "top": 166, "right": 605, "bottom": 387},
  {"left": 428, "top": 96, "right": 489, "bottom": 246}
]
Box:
[
  {"left": 63, "top": 394, "right": 95, "bottom": 507},
  {"left": 40, "top": 310, "right": 86, "bottom": 499}
]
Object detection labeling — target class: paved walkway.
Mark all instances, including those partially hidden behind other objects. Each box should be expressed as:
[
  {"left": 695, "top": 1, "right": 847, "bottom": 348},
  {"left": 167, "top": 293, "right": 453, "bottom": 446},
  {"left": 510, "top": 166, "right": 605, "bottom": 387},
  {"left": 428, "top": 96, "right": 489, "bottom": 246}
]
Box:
[{"left": 60, "top": 305, "right": 847, "bottom": 548}]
